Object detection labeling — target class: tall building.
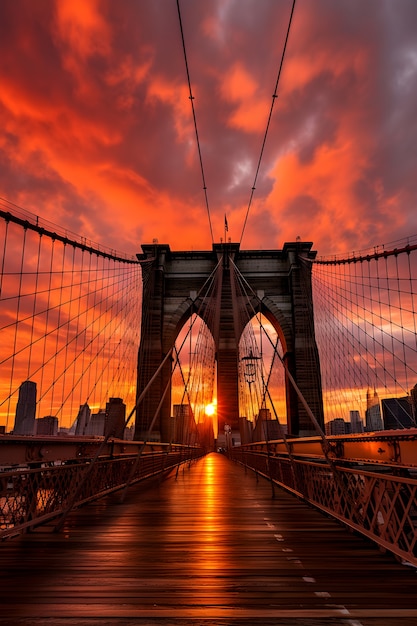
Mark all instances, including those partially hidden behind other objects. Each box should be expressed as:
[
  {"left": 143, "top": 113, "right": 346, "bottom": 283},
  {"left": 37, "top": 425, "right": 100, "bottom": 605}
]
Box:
[
  {"left": 197, "top": 416, "right": 215, "bottom": 451},
  {"left": 382, "top": 396, "right": 415, "bottom": 429},
  {"left": 84, "top": 410, "right": 106, "bottom": 437},
  {"left": 74, "top": 403, "right": 91, "bottom": 436},
  {"left": 365, "top": 388, "right": 383, "bottom": 431},
  {"left": 14, "top": 380, "right": 37, "bottom": 435},
  {"left": 350, "top": 410, "right": 364, "bottom": 433},
  {"left": 172, "top": 404, "right": 196, "bottom": 444},
  {"left": 36, "top": 416, "right": 58, "bottom": 436},
  {"left": 105, "top": 397, "right": 126, "bottom": 438},
  {"left": 410, "top": 383, "right": 417, "bottom": 423},
  {"left": 326, "top": 418, "right": 350, "bottom": 435},
  {"left": 238, "top": 416, "right": 253, "bottom": 445},
  {"left": 252, "top": 408, "right": 286, "bottom": 441}
]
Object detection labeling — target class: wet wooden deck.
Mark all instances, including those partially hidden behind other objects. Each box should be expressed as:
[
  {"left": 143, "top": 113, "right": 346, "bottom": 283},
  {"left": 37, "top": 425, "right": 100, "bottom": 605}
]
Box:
[{"left": 1, "top": 452, "right": 417, "bottom": 625}]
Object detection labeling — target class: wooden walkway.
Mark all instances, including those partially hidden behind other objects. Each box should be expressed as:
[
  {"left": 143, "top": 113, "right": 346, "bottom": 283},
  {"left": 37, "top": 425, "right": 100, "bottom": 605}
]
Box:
[{"left": 1, "top": 452, "right": 417, "bottom": 625}]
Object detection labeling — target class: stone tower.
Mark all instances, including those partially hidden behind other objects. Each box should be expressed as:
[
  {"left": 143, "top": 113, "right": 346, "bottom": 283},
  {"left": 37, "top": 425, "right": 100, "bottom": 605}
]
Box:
[{"left": 135, "top": 241, "right": 324, "bottom": 442}]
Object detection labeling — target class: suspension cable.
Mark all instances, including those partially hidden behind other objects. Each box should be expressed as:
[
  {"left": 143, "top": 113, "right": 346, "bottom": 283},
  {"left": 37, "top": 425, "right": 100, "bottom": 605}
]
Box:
[
  {"left": 176, "top": 0, "right": 214, "bottom": 244},
  {"left": 230, "top": 255, "right": 327, "bottom": 439},
  {"left": 239, "top": 0, "right": 297, "bottom": 245}
]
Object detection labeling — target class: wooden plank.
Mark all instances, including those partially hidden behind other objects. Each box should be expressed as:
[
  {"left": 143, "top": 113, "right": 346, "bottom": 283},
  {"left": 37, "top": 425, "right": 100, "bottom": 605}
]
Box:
[{"left": 1, "top": 453, "right": 417, "bottom": 625}]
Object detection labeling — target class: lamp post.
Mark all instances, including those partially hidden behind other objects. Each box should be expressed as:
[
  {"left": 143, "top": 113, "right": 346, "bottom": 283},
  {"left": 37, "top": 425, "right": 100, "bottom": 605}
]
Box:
[{"left": 241, "top": 349, "right": 260, "bottom": 386}]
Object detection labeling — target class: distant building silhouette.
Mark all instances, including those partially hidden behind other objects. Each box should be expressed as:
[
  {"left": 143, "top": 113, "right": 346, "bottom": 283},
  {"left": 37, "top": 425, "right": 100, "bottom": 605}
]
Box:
[
  {"left": 123, "top": 423, "right": 135, "bottom": 440},
  {"left": 326, "top": 418, "right": 351, "bottom": 435},
  {"left": 172, "top": 404, "right": 196, "bottom": 444},
  {"left": 14, "top": 380, "right": 37, "bottom": 435},
  {"left": 105, "top": 397, "right": 126, "bottom": 438},
  {"left": 350, "top": 410, "right": 364, "bottom": 433},
  {"left": 252, "top": 408, "right": 286, "bottom": 442},
  {"left": 36, "top": 416, "right": 58, "bottom": 436},
  {"left": 382, "top": 396, "right": 415, "bottom": 429},
  {"left": 75, "top": 403, "right": 91, "bottom": 436},
  {"left": 365, "top": 388, "right": 383, "bottom": 431},
  {"left": 239, "top": 416, "right": 253, "bottom": 445},
  {"left": 197, "top": 416, "right": 215, "bottom": 451},
  {"left": 410, "top": 383, "right": 417, "bottom": 422},
  {"left": 84, "top": 410, "right": 106, "bottom": 437}
]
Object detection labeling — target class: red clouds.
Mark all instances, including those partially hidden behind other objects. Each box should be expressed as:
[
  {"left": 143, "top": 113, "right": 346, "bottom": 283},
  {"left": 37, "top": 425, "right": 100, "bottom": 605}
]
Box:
[{"left": 0, "top": 0, "right": 416, "bottom": 256}]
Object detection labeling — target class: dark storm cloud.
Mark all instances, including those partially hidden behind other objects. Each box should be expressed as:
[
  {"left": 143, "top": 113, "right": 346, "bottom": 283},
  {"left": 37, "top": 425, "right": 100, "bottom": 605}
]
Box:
[{"left": 0, "top": 0, "right": 415, "bottom": 254}]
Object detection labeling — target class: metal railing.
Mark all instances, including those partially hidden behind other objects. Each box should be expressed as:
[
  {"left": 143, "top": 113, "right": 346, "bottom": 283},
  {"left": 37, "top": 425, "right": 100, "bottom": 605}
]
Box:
[
  {"left": 230, "top": 436, "right": 417, "bottom": 566},
  {"left": 0, "top": 438, "right": 204, "bottom": 538}
]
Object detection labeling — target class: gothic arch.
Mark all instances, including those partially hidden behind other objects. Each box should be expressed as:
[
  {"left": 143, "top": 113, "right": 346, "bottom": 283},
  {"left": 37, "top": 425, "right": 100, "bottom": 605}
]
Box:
[{"left": 135, "top": 242, "right": 324, "bottom": 442}]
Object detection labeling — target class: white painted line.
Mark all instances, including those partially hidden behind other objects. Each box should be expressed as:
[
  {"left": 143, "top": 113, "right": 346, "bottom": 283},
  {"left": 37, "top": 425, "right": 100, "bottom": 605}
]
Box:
[{"left": 324, "top": 603, "right": 350, "bottom": 615}]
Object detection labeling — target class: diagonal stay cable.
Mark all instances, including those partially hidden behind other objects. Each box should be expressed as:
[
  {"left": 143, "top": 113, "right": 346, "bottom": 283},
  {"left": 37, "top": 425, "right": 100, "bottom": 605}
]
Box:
[
  {"left": 176, "top": 0, "right": 214, "bottom": 243},
  {"left": 240, "top": 0, "right": 297, "bottom": 245}
]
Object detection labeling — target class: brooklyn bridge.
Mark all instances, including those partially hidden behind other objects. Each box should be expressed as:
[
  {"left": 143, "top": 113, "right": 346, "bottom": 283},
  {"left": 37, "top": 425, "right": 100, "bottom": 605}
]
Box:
[
  {"left": 1, "top": 203, "right": 417, "bottom": 624},
  {"left": 1, "top": 0, "right": 417, "bottom": 623}
]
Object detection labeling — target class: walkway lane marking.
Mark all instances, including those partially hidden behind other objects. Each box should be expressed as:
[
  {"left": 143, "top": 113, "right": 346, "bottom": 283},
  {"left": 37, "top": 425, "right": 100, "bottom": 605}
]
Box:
[
  {"left": 324, "top": 604, "right": 351, "bottom": 615},
  {"left": 262, "top": 515, "right": 365, "bottom": 625}
]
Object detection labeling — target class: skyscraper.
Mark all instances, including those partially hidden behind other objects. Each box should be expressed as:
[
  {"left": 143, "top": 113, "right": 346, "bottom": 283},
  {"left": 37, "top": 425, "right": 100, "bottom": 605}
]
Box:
[
  {"left": 105, "top": 397, "right": 126, "bottom": 439},
  {"left": 350, "top": 410, "right": 364, "bottom": 433},
  {"left": 382, "top": 397, "right": 414, "bottom": 429},
  {"left": 74, "top": 403, "right": 91, "bottom": 436},
  {"left": 172, "top": 404, "right": 196, "bottom": 444},
  {"left": 365, "top": 388, "right": 383, "bottom": 431},
  {"left": 14, "top": 380, "right": 37, "bottom": 435},
  {"left": 36, "top": 416, "right": 58, "bottom": 436}
]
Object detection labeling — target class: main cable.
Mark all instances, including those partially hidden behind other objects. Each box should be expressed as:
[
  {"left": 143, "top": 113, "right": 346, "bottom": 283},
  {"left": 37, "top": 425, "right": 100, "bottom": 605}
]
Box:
[
  {"left": 239, "top": 0, "right": 297, "bottom": 245},
  {"left": 176, "top": 0, "right": 214, "bottom": 244}
]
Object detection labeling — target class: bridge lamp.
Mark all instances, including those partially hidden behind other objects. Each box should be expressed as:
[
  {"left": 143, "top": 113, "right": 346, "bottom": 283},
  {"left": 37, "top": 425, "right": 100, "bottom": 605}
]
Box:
[{"left": 241, "top": 349, "right": 260, "bottom": 386}]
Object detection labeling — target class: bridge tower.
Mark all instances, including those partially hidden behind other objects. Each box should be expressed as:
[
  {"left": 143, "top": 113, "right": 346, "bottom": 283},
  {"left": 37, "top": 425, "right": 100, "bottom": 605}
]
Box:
[{"left": 134, "top": 241, "right": 324, "bottom": 442}]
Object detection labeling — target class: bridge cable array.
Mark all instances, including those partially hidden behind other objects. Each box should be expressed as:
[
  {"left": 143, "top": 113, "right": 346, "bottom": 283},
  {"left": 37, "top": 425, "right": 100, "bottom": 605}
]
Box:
[
  {"left": 230, "top": 255, "right": 327, "bottom": 440},
  {"left": 239, "top": 0, "right": 297, "bottom": 246},
  {"left": 0, "top": 203, "right": 141, "bottom": 434},
  {"left": 176, "top": 0, "right": 297, "bottom": 246},
  {"left": 176, "top": 0, "right": 214, "bottom": 244},
  {"left": 308, "top": 240, "right": 417, "bottom": 429}
]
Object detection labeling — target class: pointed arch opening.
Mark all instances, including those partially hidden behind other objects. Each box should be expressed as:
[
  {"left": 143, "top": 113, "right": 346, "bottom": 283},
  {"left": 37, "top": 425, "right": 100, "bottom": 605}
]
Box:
[
  {"left": 238, "top": 313, "right": 287, "bottom": 443},
  {"left": 172, "top": 314, "right": 216, "bottom": 447}
]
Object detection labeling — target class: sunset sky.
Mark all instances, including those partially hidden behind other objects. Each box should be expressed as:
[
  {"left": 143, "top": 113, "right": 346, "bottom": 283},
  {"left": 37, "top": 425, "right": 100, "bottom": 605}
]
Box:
[{"left": 1, "top": 0, "right": 416, "bottom": 258}]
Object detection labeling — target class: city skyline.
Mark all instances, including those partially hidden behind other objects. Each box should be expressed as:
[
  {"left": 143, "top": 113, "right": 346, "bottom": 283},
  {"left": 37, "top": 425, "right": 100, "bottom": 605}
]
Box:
[
  {"left": 1, "top": 1, "right": 416, "bottom": 437},
  {"left": 8, "top": 376, "right": 417, "bottom": 440}
]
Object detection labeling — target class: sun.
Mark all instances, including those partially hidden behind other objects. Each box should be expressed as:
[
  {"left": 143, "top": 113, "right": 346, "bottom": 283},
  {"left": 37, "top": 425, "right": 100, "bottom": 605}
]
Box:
[{"left": 205, "top": 403, "right": 216, "bottom": 416}]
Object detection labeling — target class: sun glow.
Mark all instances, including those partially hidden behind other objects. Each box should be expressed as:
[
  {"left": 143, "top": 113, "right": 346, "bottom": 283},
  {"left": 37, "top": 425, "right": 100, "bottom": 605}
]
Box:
[{"left": 205, "top": 402, "right": 216, "bottom": 416}]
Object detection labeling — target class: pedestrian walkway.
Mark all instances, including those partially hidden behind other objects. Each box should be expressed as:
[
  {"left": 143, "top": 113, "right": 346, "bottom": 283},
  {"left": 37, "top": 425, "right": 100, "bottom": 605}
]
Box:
[{"left": 1, "top": 452, "right": 417, "bottom": 625}]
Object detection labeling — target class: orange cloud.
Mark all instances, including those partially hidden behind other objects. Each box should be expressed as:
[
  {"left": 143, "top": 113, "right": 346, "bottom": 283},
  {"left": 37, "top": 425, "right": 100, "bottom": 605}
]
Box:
[
  {"left": 219, "top": 63, "right": 269, "bottom": 132},
  {"left": 54, "top": 0, "right": 111, "bottom": 59}
]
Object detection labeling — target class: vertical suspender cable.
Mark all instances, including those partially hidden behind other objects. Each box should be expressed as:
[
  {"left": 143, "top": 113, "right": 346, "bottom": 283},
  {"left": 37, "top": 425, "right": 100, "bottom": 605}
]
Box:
[{"left": 8, "top": 227, "right": 28, "bottom": 424}]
